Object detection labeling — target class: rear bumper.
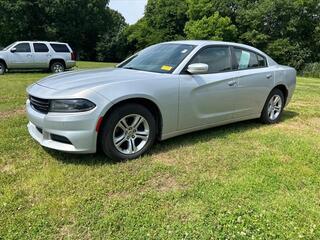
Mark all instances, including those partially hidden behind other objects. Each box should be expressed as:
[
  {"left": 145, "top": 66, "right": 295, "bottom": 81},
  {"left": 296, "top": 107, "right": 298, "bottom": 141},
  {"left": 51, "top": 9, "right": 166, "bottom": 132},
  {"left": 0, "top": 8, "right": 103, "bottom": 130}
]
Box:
[
  {"left": 66, "top": 60, "right": 76, "bottom": 69},
  {"left": 26, "top": 100, "right": 99, "bottom": 153}
]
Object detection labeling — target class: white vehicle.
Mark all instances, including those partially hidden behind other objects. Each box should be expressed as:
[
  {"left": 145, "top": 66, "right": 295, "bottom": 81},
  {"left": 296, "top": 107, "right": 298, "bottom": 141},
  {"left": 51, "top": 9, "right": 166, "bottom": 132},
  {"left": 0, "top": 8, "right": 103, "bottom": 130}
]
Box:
[{"left": 0, "top": 41, "right": 76, "bottom": 74}]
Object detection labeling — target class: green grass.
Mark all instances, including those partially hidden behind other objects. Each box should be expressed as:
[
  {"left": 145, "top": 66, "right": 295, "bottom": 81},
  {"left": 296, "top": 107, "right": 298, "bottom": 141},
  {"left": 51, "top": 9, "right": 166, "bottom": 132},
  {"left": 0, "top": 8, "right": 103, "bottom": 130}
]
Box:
[{"left": 0, "top": 62, "right": 319, "bottom": 239}]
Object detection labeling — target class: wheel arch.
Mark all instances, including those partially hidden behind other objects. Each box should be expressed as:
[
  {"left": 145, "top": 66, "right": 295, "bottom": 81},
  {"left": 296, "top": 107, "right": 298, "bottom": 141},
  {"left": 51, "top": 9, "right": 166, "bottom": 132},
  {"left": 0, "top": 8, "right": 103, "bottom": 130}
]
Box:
[
  {"left": 0, "top": 58, "right": 7, "bottom": 68},
  {"left": 98, "top": 97, "right": 163, "bottom": 142},
  {"left": 272, "top": 84, "right": 288, "bottom": 105},
  {"left": 49, "top": 59, "right": 66, "bottom": 68}
]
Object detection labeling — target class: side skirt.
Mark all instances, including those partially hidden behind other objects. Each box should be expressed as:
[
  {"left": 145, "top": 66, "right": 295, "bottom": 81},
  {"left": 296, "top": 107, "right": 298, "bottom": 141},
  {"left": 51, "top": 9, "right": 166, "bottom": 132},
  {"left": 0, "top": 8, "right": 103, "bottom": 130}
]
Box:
[{"left": 160, "top": 113, "right": 260, "bottom": 141}]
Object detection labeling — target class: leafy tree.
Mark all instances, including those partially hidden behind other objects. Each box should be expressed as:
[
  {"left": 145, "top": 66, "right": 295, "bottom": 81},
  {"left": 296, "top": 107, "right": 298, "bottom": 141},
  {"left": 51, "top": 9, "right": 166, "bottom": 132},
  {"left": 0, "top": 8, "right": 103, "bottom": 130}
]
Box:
[
  {"left": 184, "top": 12, "right": 237, "bottom": 41},
  {"left": 0, "top": 0, "right": 125, "bottom": 60},
  {"left": 184, "top": 0, "right": 320, "bottom": 69},
  {"left": 122, "top": 0, "right": 188, "bottom": 54}
]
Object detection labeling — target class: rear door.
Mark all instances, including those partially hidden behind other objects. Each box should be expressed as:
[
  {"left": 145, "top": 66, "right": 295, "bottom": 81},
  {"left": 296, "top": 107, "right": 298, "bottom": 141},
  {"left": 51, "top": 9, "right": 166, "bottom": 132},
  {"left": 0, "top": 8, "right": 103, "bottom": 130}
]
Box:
[
  {"left": 179, "top": 46, "right": 236, "bottom": 130},
  {"left": 33, "top": 43, "right": 50, "bottom": 68},
  {"left": 8, "top": 43, "right": 33, "bottom": 68},
  {"left": 231, "top": 47, "right": 274, "bottom": 118}
]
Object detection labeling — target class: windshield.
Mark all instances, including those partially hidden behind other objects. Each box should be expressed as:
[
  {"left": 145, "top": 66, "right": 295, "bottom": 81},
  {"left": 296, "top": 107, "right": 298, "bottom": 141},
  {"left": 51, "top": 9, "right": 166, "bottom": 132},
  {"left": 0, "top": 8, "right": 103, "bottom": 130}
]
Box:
[
  {"left": 119, "top": 43, "right": 195, "bottom": 74},
  {"left": 3, "top": 42, "right": 16, "bottom": 51}
]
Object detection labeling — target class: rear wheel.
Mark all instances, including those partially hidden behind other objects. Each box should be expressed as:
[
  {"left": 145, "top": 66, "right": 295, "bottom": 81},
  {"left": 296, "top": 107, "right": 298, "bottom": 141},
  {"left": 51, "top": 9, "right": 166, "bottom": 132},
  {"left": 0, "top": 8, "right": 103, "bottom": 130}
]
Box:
[
  {"left": 50, "top": 61, "right": 65, "bottom": 73},
  {"left": 100, "top": 103, "right": 156, "bottom": 160},
  {"left": 0, "top": 62, "right": 6, "bottom": 75},
  {"left": 260, "top": 88, "right": 285, "bottom": 124}
]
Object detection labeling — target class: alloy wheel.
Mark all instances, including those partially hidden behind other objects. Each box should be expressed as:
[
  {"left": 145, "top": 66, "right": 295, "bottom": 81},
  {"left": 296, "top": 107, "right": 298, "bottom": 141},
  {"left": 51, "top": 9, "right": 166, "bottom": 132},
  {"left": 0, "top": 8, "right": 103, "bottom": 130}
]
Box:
[
  {"left": 267, "top": 94, "right": 282, "bottom": 121},
  {"left": 113, "top": 114, "right": 150, "bottom": 155},
  {"left": 53, "top": 64, "right": 64, "bottom": 73}
]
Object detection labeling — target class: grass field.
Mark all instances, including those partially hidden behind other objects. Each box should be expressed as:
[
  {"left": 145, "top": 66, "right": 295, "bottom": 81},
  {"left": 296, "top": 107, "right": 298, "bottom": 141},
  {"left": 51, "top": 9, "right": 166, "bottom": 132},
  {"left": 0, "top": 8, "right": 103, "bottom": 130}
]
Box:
[{"left": 0, "top": 62, "right": 319, "bottom": 239}]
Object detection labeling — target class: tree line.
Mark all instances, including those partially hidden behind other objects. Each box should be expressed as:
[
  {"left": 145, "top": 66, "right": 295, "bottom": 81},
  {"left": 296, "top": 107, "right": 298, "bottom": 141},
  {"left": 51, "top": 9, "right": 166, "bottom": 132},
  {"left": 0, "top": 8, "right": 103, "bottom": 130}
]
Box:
[
  {"left": 1, "top": 0, "right": 319, "bottom": 71},
  {"left": 0, "top": 0, "right": 126, "bottom": 60}
]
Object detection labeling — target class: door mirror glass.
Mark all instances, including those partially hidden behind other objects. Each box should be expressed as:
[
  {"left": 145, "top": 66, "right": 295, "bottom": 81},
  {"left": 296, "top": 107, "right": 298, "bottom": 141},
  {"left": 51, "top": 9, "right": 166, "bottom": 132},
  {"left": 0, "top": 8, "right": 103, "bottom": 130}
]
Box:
[
  {"left": 187, "top": 63, "right": 209, "bottom": 74},
  {"left": 10, "top": 48, "right": 16, "bottom": 53}
]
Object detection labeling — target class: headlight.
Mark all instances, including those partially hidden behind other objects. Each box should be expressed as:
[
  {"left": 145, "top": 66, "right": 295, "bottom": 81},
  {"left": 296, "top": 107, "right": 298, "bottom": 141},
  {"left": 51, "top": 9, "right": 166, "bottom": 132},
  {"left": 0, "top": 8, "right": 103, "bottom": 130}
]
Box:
[{"left": 49, "top": 99, "right": 96, "bottom": 112}]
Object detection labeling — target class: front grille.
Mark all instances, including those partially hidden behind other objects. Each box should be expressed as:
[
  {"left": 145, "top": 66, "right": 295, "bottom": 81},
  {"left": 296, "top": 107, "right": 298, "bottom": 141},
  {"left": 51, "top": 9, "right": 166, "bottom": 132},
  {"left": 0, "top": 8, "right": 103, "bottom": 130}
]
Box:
[{"left": 29, "top": 95, "right": 50, "bottom": 114}]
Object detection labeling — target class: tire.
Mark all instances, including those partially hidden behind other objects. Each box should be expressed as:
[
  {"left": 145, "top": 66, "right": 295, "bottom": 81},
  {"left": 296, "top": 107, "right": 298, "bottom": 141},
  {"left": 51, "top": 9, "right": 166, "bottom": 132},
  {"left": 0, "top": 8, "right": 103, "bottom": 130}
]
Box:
[
  {"left": 0, "top": 62, "right": 6, "bottom": 75},
  {"left": 50, "top": 61, "right": 65, "bottom": 73},
  {"left": 99, "top": 103, "right": 157, "bottom": 161},
  {"left": 260, "top": 88, "right": 285, "bottom": 124}
]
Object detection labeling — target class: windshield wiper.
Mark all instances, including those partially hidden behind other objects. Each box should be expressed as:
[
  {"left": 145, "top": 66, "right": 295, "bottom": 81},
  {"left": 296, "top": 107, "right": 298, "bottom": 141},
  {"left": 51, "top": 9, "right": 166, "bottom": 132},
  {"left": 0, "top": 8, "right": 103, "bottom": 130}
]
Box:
[{"left": 123, "top": 67, "right": 141, "bottom": 71}]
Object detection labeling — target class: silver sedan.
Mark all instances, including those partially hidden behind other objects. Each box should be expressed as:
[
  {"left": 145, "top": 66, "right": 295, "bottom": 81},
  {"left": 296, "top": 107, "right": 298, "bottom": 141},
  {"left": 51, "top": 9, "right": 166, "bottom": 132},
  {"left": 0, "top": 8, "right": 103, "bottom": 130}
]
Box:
[{"left": 26, "top": 40, "right": 296, "bottom": 160}]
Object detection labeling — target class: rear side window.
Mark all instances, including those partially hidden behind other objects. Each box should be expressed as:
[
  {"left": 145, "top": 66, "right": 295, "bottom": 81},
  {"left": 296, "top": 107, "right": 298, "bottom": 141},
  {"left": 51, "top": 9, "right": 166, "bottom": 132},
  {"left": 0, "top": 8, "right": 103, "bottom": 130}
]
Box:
[
  {"left": 234, "top": 48, "right": 267, "bottom": 70},
  {"left": 257, "top": 54, "right": 267, "bottom": 67},
  {"left": 190, "top": 46, "right": 232, "bottom": 73},
  {"left": 14, "top": 43, "right": 31, "bottom": 52},
  {"left": 50, "top": 44, "right": 70, "bottom": 53},
  {"left": 33, "top": 43, "right": 49, "bottom": 52}
]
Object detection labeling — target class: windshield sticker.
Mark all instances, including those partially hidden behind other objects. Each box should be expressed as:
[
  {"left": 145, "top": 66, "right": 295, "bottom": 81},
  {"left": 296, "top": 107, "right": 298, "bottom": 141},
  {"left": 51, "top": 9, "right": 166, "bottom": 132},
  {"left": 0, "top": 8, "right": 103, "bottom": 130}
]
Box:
[
  {"left": 181, "top": 49, "right": 189, "bottom": 54},
  {"left": 161, "top": 65, "right": 173, "bottom": 71}
]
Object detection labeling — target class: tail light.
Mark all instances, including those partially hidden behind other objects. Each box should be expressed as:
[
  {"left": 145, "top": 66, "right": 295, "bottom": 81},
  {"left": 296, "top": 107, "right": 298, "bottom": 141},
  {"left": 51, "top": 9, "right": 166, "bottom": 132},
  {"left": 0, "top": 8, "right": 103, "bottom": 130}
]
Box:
[{"left": 71, "top": 52, "right": 76, "bottom": 61}]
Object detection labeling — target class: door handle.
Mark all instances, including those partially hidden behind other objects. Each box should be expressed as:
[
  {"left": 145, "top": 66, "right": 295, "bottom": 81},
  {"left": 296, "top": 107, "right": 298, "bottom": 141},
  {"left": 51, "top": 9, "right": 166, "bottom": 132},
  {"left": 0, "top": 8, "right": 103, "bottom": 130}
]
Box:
[
  {"left": 266, "top": 74, "right": 272, "bottom": 79},
  {"left": 228, "top": 80, "right": 237, "bottom": 86}
]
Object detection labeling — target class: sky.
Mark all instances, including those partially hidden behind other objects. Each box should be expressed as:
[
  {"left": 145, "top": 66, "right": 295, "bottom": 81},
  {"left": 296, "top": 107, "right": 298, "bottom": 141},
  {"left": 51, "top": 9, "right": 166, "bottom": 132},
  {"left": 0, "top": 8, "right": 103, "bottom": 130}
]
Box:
[{"left": 109, "top": 0, "right": 148, "bottom": 25}]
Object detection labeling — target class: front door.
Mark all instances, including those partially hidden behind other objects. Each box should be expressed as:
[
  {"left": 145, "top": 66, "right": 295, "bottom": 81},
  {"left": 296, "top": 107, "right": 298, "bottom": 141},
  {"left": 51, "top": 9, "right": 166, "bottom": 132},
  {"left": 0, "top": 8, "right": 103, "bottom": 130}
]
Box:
[
  {"left": 8, "top": 43, "right": 33, "bottom": 68},
  {"left": 179, "top": 46, "right": 236, "bottom": 130}
]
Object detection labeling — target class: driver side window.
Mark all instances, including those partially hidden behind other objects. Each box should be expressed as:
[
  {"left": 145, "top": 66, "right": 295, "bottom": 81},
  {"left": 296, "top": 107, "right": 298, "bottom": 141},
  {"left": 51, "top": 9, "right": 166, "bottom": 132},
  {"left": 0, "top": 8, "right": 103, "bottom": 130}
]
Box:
[
  {"left": 14, "top": 43, "right": 31, "bottom": 53},
  {"left": 190, "top": 46, "right": 232, "bottom": 74}
]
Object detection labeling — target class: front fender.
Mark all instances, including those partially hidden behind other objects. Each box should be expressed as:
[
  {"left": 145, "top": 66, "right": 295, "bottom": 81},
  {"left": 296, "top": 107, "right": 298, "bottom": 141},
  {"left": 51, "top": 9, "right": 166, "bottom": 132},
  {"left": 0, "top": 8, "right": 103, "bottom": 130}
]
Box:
[{"left": 95, "top": 78, "right": 180, "bottom": 137}]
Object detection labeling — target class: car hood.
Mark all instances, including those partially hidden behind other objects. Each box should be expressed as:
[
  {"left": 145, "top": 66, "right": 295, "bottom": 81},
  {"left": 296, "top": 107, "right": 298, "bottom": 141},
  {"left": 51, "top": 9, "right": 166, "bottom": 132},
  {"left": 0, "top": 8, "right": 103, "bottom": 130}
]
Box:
[{"left": 37, "top": 68, "right": 162, "bottom": 91}]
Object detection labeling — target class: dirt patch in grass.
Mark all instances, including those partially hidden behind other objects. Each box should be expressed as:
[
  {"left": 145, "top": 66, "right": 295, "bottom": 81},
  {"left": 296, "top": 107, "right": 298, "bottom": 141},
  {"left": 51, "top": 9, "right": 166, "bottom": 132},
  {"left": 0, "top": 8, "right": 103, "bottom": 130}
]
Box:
[
  {"left": 146, "top": 173, "right": 185, "bottom": 193},
  {"left": 152, "top": 152, "right": 177, "bottom": 166},
  {"left": 0, "top": 108, "right": 25, "bottom": 119}
]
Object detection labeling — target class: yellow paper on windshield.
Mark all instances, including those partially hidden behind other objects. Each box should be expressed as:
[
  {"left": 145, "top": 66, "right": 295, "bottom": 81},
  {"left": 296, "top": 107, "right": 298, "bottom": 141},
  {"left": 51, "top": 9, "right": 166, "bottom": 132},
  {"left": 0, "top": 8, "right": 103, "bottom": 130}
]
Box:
[{"left": 161, "top": 65, "right": 173, "bottom": 71}]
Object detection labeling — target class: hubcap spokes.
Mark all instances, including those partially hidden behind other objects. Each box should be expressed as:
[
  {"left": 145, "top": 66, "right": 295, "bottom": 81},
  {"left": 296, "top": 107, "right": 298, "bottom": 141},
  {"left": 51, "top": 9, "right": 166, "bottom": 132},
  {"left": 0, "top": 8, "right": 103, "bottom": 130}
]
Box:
[
  {"left": 267, "top": 95, "right": 282, "bottom": 121},
  {"left": 54, "top": 65, "right": 63, "bottom": 73},
  {"left": 113, "top": 114, "right": 150, "bottom": 155}
]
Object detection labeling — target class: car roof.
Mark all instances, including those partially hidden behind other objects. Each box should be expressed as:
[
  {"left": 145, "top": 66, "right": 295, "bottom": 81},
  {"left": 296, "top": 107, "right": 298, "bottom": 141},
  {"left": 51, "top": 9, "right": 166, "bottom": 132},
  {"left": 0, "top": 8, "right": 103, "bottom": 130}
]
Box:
[{"left": 16, "top": 41, "right": 69, "bottom": 45}]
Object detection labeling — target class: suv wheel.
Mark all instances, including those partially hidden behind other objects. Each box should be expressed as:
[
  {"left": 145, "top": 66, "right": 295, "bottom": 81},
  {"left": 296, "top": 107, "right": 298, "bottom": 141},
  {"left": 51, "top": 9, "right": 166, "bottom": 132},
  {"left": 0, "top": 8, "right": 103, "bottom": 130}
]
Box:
[
  {"left": 99, "top": 103, "right": 157, "bottom": 161},
  {"left": 50, "top": 61, "right": 65, "bottom": 73},
  {"left": 0, "top": 62, "right": 6, "bottom": 75}
]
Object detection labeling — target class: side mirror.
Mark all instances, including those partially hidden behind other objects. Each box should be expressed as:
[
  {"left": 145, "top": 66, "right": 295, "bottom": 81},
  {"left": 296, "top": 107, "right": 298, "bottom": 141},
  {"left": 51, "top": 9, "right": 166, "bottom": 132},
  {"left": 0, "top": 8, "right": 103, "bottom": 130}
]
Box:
[
  {"left": 187, "top": 63, "right": 208, "bottom": 74},
  {"left": 10, "top": 48, "right": 16, "bottom": 53}
]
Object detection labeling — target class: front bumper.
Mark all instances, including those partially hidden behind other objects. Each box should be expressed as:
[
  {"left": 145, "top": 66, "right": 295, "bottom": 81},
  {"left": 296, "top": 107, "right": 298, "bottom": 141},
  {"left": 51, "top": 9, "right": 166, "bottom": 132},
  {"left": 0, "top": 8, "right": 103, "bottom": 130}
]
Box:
[{"left": 26, "top": 100, "right": 99, "bottom": 153}]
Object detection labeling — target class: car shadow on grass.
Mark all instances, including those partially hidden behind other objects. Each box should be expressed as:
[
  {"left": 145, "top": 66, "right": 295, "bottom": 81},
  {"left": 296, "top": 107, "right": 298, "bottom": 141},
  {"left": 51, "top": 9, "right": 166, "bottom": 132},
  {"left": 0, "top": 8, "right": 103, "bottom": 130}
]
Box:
[
  {"left": 150, "top": 110, "right": 299, "bottom": 155},
  {"left": 46, "top": 110, "right": 299, "bottom": 165}
]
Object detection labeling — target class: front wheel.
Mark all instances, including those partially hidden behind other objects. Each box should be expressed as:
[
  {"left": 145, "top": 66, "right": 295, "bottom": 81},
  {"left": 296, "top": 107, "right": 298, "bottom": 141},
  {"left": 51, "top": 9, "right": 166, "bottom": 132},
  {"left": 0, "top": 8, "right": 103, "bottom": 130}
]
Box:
[
  {"left": 260, "top": 88, "right": 285, "bottom": 124},
  {"left": 99, "top": 103, "right": 156, "bottom": 161},
  {"left": 0, "top": 62, "right": 6, "bottom": 75}
]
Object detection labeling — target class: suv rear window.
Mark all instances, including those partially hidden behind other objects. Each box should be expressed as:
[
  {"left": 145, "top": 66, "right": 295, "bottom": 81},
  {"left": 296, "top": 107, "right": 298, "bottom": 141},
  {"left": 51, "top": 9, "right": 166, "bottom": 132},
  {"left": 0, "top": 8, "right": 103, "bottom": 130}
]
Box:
[
  {"left": 50, "top": 44, "right": 70, "bottom": 53},
  {"left": 34, "top": 43, "right": 49, "bottom": 52}
]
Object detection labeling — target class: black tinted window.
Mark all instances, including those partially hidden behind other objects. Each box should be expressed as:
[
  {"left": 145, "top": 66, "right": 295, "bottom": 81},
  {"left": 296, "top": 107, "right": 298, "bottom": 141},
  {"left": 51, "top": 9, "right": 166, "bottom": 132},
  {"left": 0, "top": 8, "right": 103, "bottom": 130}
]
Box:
[
  {"left": 14, "top": 43, "right": 31, "bottom": 53},
  {"left": 257, "top": 54, "right": 267, "bottom": 67},
  {"left": 190, "top": 46, "right": 231, "bottom": 73},
  {"left": 50, "top": 44, "right": 70, "bottom": 53},
  {"left": 34, "top": 43, "right": 49, "bottom": 52},
  {"left": 234, "top": 48, "right": 267, "bottom": 69}
]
